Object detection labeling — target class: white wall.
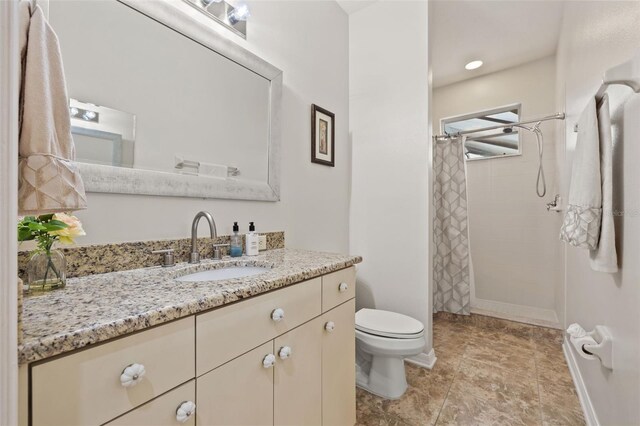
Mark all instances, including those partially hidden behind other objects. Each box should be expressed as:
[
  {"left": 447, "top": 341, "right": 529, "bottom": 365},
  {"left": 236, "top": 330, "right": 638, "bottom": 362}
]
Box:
[
  {"left": 349, "top": 1, "right": 431, "bottom": 353},
  {"left": 70, "top": 0, "right": 351, "bottom": 254},
  {"left": 556, "top": 2, "right": 640, "bottom": 424},
  {"left": 433, "top": 56, "right": 562, "bottom": 325}
]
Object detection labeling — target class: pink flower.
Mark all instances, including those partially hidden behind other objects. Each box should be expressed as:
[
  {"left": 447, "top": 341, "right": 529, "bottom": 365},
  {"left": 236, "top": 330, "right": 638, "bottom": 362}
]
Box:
[{"left": 50, "top": 213, "right": 85, "bottom": 245}]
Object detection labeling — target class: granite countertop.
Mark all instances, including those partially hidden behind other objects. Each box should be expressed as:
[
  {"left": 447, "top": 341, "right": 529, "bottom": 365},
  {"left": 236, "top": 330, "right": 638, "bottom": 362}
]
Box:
[{"left": 19, "top": 248, "right": 362, "bottom": 364}]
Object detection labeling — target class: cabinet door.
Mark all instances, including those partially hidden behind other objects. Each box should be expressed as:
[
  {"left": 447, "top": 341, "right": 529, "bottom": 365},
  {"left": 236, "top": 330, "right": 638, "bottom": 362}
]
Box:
[
  {"left": 197, "top": 341, "right": 274, "bottom": 426},
  {"left": 274, "top": 317, "right": 322, "bottom": 425},
  {"left": 321, "top": 299, "right": 356, "bottom": 426},
  {"left": 106, "top": 381, "right": 195, "bottom": 426}
]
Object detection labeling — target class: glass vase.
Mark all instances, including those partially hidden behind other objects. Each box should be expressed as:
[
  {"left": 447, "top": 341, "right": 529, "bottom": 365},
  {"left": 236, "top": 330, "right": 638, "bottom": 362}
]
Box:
[{"left": 26, "top": 249, "right": 66, "bottom": 293}]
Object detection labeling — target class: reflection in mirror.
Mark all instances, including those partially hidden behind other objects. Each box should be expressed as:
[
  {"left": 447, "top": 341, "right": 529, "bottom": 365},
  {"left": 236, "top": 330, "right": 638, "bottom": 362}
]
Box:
[
  {"left": 442, "top": 105, "right": 521, "bottom": 160},
  {"left": 70, "top": 99, "right": 136, "bottom": 168},
  {"left": 47, "top": 0, "right": 281, "bottom": 200}
]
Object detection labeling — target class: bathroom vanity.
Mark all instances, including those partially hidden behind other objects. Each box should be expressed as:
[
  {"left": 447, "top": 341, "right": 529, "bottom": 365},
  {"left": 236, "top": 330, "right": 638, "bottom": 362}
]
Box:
[{"left": 18, "top": 249, "right": 361, "bottom": 426}]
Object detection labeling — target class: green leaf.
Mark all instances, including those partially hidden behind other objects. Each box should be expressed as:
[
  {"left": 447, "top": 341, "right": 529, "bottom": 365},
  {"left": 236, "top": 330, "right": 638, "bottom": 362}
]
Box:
[
  {"left": 48, "top": 219, "right": 68, "bottom": 227},
  {"left": 18, "top": 216, "right": 35, "bottom": 226},
  {"left": 27, "top": 222, "right": 47, "bottom": 231},
  {"left": 18, "top": 227, "right": 35, "bottom": 241},
  {"left": 38, "top": 214, "right": 54, "bottom": 222},
  {"left": 43, "top": 220, "right": 68, "bottom": 232},
  {"left": 44, "top": 225, "right": 66, "bottom": 232}
]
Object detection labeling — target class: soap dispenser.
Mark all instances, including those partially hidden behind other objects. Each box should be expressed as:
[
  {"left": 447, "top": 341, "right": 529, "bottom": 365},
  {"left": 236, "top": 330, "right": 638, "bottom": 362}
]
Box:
[
  {"left": 230, "top": 222, "right": 243, "bottom": 257},
  {"left": 245, "top": 222, "right": 259, "bottom": 256}
]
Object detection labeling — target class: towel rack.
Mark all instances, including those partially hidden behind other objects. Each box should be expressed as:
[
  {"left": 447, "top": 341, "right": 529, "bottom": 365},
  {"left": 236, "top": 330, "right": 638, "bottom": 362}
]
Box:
[{"left": 574, "top": 51, "right": 640, "bottom": 132}]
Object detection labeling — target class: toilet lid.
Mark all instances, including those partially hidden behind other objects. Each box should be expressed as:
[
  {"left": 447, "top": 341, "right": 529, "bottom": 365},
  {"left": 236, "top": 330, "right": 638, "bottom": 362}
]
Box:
[{"left": 355, "top": 309, "right": 424, "bottom": 339}]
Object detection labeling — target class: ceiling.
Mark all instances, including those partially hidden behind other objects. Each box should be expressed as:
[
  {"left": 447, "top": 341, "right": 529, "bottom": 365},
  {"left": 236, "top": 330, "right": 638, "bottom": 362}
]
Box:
[
  {"left": 335, "top": 1, "right": 378, "bottom": 16},
  {"left": 431, "top": 0, "right": 565, "bottom": 87}
]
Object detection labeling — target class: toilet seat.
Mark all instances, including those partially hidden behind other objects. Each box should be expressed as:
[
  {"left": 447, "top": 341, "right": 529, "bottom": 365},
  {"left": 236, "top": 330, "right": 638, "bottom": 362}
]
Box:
[{"left": 356, "top": 308, "right": 424, "bottom": 339}]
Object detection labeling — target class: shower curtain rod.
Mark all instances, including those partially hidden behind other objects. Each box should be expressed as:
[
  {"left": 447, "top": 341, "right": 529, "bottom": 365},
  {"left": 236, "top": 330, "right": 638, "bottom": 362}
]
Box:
[{"left": 433, "top": 112, "right": 566, "bottom": 140}]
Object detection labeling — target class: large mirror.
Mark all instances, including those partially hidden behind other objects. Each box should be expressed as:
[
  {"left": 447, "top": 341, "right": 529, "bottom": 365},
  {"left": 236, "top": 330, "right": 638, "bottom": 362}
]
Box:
[
  {"left": 441, "top": 104, "right": 521, "bottom": 161},
  {"left": 49, "top": 0, "right": 282, "bottom": 201}
]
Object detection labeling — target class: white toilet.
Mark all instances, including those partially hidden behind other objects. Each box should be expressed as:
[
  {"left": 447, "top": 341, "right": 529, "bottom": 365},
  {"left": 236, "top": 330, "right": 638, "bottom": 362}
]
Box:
[{"left": 355, "top": 308, "right": 426, "bottom": 399}]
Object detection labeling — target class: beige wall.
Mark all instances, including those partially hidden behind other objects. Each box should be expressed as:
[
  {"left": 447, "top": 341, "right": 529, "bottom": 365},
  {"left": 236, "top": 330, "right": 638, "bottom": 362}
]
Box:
[
  {"left": 433, "top": 56, "right": 562, "bottom": 324},
  {"left": 70, "top": 0, "right": 351, "bottom": 254},
  {"left": 556, "top": 2, "right": 640, "bottom": 424}
]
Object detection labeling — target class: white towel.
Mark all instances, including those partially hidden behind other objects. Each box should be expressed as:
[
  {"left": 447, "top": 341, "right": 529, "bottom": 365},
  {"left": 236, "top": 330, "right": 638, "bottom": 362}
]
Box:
[
  {"left": 590, "top": 94, "right": 618, "bottom": 273},
  {"left": 560, "top": 95, "right": 618, "bottom": 273},
  {"left": 560, "top": 98, "right": 602, "bottom": 248},
  {"left": 18, "top": 4, "right": 87, "bottom": 215}
]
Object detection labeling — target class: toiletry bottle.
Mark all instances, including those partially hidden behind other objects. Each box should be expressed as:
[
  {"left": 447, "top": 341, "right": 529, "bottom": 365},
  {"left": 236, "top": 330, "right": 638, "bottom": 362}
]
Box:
[
  {"left": 245, "top": 222, "right": 259, "bottom": 256},
  {"left": 230, "top": 222, "right": 243, "bottom": 257}
]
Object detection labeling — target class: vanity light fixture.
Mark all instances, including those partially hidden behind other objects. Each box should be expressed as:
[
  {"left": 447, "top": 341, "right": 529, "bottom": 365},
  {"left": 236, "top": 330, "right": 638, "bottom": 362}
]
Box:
[
  {"left": 465, "top": 60, "right": 483, "bottom": 70},
  {"left": 183, "top": 0, "right": 249, "bottom": 38},
  {"left": 69, "top": 105, "right": 99, "bottom": 123}
]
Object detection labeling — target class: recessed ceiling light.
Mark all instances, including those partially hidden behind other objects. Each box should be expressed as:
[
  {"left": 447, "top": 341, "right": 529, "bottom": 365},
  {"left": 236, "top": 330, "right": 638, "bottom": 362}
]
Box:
[{"left": 465, "top": 60, "right": 483, "bottom": 70}]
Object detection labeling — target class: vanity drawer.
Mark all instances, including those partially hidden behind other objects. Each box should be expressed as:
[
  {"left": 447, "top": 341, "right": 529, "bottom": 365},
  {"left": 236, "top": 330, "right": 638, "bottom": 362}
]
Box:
[
  {"left": 196, "top": 278, "right": 321, "bottom": 376},
  {"left": 321, "top": 267, "right": 356, "bottom": 312},
  {"left": 31, "top": 317, "right": 195, "bottom": 426},
  {"left": 106, "top": 380, "right": 196, "bottom": 426}
]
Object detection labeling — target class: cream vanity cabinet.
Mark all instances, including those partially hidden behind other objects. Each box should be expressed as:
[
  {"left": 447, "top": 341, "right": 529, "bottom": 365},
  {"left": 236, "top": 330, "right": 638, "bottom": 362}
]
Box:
[
  {"left": 25, "top": 266, "right": 356, "bottom": 426},
  {"left": 196, "top": 268, "right": 356, "bottom": 426}
]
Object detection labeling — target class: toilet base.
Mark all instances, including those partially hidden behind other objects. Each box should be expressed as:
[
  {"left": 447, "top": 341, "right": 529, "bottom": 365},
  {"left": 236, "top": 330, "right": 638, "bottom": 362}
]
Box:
[{"left": 356, "top": 354, "right": 409, "bottom": 400}]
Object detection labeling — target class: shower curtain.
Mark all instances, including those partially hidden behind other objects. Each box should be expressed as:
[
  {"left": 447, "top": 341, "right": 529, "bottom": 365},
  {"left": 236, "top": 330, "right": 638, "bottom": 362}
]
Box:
[{"left": 433, "top": 136, "right": 471, "bottom": 315}]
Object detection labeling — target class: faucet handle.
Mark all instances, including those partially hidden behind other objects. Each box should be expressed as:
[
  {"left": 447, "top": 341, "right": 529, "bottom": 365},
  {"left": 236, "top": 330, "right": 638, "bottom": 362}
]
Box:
[
  {"left": 212, "top": 244, "right": 230, "bottom": 260},
  {"left": 152, "top": 249, "right": 175, "bottom": 267}
]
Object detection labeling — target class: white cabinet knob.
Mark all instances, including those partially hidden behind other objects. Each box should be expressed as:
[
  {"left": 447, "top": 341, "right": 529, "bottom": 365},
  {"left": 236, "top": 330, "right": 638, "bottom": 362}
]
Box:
[
  {"left": 176, "top": 400, "right": 196, "bottom": 423},
  {"left": 271, "top": 308, "right": 285, "bottom": 322},
  {"left": 120, "top": 363, "right": 146, "bottom": 387},
  {"left": 263, "top": 353, "right": 276, "bottom": 368},
  {"left": 278, "top": 346, "right": 292, "bottom": 360},
  {"left": 325, "top": 321, "right": 335, "bottom": 332},
  {"left": 338, "top": 282, "right": 349, "bottom": 292}
]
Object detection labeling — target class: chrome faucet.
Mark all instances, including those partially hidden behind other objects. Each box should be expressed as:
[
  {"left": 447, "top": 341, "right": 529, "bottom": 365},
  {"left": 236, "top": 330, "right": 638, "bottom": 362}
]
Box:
[{"left": 190, "top": 211, "right": 217, "bottom": 264}]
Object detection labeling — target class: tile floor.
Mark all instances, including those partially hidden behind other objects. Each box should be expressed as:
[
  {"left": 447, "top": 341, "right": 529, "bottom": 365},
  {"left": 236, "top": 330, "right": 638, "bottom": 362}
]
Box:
[{"left": 356, "top": 313, "right": 585, "bottom": 425}]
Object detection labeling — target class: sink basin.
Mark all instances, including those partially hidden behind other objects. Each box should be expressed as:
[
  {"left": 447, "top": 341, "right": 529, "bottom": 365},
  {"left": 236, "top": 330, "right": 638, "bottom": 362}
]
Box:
[{"left": 176, "top": 266, "right": 270, "bottom": 282}]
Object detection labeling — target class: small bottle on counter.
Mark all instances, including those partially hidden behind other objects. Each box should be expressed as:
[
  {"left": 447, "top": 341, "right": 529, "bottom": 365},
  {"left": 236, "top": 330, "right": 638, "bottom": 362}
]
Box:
[
  {"left": 245, "top": 222, "right": 259, "bottom": 256},
  {"left": 230, "top": 222, "right": 243, "bottom": 257}
]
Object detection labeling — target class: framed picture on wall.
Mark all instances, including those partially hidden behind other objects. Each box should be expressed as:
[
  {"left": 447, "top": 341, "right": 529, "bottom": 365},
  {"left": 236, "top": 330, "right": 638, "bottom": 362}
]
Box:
[{"left": 311, "top": 104, "right": 335, "bottom": 167}]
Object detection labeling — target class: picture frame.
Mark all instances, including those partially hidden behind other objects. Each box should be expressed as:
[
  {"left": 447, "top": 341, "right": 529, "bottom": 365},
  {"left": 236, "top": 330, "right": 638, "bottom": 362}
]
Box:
[{"left": 311, "top": 104, "right": 335, "bottom": 167}]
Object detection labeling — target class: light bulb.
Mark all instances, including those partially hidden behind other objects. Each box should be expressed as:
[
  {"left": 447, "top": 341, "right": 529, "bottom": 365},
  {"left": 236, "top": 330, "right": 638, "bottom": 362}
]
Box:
[
  {"left": 83, "top": 110, "right": 97, "bottom": 120},
  {"left": 70, "top": 107, "right": 79, "bottom": 117},
  {"left": 228, "top": 3, "right": 250, "bottom": 24}
]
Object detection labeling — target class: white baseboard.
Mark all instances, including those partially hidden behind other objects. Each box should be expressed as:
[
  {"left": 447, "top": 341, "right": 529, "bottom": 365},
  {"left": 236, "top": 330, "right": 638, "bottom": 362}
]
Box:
[
  {"left": 471, "top": 298, "right": 561, "bottom": 329},
  {"left": 563, "top": 338, "right": 599, "bottom": 426},
  {"left": 406, "top": 348, "right": 436, "bottom": 369}
]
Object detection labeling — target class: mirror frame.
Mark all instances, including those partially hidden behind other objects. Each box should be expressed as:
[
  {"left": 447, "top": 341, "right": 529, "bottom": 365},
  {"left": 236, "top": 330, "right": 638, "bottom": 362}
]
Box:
[{"left": 59, "top": 0, "right": 283, "bottom": 201}]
